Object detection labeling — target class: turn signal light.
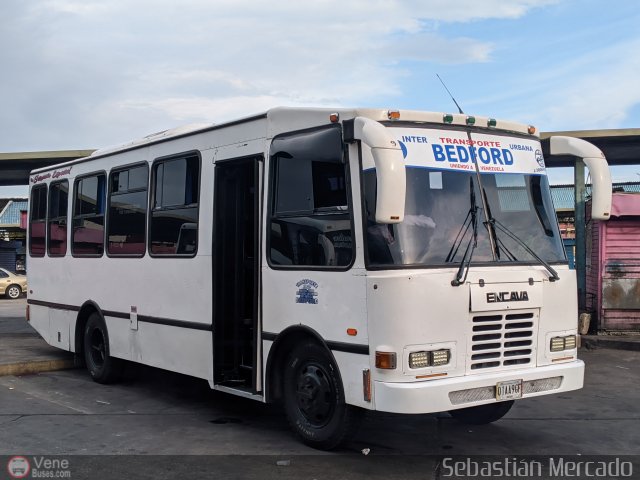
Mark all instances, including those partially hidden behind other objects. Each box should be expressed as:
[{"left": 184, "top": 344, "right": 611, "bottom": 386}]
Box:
[{"left": 375, "top": 351, "right": 397, "bottom": 369}]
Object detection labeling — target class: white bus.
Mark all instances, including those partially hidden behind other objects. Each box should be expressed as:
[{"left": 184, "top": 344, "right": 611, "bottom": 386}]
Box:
[{"left": 27, "top": 107, "right": 612, "bottom": 449}]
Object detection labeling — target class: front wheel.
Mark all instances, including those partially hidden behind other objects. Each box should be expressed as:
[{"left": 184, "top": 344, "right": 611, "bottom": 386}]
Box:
[
  {"left": 83, "top": 313, "right": 123, "bottom": 384},
  {"left": 6, "top": 284, "right": 22, "bottom": 299},
  {"left": 449, "top": 400, "right": 514, "bottom": 425},
  {"left": 283, "top": 342, "right": 361, "bottom": 450}
]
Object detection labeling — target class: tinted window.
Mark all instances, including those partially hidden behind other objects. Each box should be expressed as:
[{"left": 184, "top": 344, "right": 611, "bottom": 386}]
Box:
[
  {"left": 150, "top": 155, "right": 199, "bottom": 255},
  {"left": 48, "top": 180, "right": 69, "bottom": 256},
  {"left": 108, "top": 164, "right": 148, "bottom": 256},
  {"left": 269, "top": 127, "right": 353, "bottom": 267},
  {"left": 73, "top": 174, "right": 106, "bottom": 256},
  {"left": 29, "top": 184, "right": 47, "bottom": 257}
]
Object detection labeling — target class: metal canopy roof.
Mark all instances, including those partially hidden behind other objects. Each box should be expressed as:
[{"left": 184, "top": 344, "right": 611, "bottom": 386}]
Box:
[
  {"left": 551, "top": 182, "right": 640, "bottom": 211},
  {"left": 540, "top": 128, "right": 640, "bottom": 167},
  {"left": 0, "top": 150, "right": 94, "bottom": 186}
]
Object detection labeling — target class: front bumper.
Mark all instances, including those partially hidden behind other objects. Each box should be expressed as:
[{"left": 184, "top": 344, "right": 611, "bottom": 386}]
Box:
[{"left": 373, "top": 360, "right": 584, "bottom": 414}]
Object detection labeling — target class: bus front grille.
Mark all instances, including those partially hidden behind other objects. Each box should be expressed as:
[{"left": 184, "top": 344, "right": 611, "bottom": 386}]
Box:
[{"left": 468, "top": 310, "right": 538, "bottom": 373}]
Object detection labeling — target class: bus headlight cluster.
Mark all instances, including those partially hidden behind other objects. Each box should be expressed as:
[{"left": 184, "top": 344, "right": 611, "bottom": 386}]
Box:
[
  {"left": 409, "top": 349, "right": 450, "bottom": 369},
  {"left": 550, "top": 335, "right": 577, "bottom": 352}
]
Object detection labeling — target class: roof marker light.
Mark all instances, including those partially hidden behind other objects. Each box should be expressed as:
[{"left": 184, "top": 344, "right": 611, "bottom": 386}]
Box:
[
  {"left": 487, "top": 118, "right": 497, "bottom": 128},
  {"left": 387, "top": 110, "right": 401, "bottom": 120},
  {"left": 528, "top": 125, "right": 537, "bottom": 135},
  {"left": 329, "top": 113, "right": 339, "bottom": 123},
  {"left": 443, "top": 114, "right": 454, "bottom": 124},
  {"left": 466, "top": 116, "right": 476, "bottom": 126}
]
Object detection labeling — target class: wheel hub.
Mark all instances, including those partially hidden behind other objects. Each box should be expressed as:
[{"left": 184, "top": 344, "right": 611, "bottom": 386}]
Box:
[
  {"left": 295, "top": 364, "right": 335, "bottom": 427},
  {"left": 89, "top": 329, "right": 106, "bottom": 367}
]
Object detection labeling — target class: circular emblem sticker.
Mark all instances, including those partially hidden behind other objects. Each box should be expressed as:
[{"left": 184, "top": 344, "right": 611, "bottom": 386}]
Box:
[
  {"left": 535, "top": 149, "right": 545, "bottom": 168},
  {"left": 7, "top": 456, "right": 30, "bottom": 479}
]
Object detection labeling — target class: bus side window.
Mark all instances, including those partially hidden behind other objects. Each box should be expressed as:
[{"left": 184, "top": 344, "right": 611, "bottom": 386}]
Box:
[
  {"left": 29, "top": 184, "right": 47, "bottom": 257},
  {"left": 150, "top": 154, "right": 200, "bottom": 256},
  {"left": 48, "top": 180, "right": 69, "bottom": 257},
  {"left": 107, "top": 164, "right": 149, "bottom": 256},
  {"left": 268, "top": 126, "right": 353, "bottom": 268},
  {"left": 72, "top": 173, "right": 106, "bottom": 256}
]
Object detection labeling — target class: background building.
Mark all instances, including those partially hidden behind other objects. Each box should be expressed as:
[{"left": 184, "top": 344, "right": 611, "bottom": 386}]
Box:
[{"left": 0, "top": 198, "right": 28, "bottom": 272}]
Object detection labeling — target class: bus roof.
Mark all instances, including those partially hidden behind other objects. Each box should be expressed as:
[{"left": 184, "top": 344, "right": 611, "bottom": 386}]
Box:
[{"left": 29, "top": 107, "right": 537, "bottom": 175}]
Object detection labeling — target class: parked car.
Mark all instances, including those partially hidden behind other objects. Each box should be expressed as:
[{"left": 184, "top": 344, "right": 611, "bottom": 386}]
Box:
[{"left": 0, "top": 267, "right": 27, "bottom": 299}]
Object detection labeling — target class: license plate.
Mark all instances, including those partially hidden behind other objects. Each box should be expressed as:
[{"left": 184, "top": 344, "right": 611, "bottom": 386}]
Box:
[{"left": 496, "top": 379, "right": 523, "bottom": 401}]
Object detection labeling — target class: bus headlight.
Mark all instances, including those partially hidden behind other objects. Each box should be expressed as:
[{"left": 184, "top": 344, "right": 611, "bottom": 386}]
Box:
[
  {"left": 409, "top": 349, "right": 450, "bottom": 369},
  {"left": 408, "top": 351, "right": 430, "bottom": 369},
  {"left": 550, "top": 335, "right": 577, "bottom": 352},
  {"left": 550, "top": 337, "right": 565, "bottom": 352},
  {"left": 563, "top": 335, "right": 577, "bottom": 350},
  {"left": 431, "top": 349, "right": 451, "bottom": 366}
]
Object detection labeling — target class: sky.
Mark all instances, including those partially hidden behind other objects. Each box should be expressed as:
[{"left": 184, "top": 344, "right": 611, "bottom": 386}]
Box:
[{"left": 2, "top": 0, "right": 640, "bottom": 196}]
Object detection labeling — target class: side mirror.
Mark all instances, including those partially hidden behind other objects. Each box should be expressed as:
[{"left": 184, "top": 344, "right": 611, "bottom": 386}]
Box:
[
  {"left": 549, "top": 136, "right": 612, "bottom": 220},
  {"left": 353, "top": 117, "right": 405, "bottom": 223}
]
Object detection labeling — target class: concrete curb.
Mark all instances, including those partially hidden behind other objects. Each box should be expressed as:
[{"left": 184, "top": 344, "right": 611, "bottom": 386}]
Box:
[
  {"left": 0, "top": 358, "right": 78, "bottom": 377},
  {"left": 581, "top": 335, "right": 640, "bottom": 352}
]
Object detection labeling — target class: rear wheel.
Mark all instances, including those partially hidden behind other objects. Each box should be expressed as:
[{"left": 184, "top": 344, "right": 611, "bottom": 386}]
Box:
[
  {"left": 449, "top": 400, "right": 514, "bottom": 425},
  {"left": 283, "top": 342, "right": 361, "bottom": 450},
  {"left": 6, "top": 284, "right": 21, "bottom": 299},
  {"left": 83, "top": 313, "right": 123, "bottom": 384}
]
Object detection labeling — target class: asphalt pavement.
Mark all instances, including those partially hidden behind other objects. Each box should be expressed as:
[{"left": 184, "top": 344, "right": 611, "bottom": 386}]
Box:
[{"left": 0, "top": 298, "right": 639, "bottom": 478}]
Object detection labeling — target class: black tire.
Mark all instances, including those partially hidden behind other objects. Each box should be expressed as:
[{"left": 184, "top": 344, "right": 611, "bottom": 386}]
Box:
[
  {"left": 449, "top": 400, "right": 514, "bottom": 425},
  {"left": 83, "top": 313, "right": 123, "bottom": 384},
  {"left": 6, "top": 284, "right": 22, "bottom": 299},
  {"left": 283, "top": 342, "right": 361, "bottom": 450}
]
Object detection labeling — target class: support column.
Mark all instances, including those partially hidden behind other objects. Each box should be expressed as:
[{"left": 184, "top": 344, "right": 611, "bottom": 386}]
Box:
[{"left": 574, "top": 160, "right": 586, "bottom": 313}]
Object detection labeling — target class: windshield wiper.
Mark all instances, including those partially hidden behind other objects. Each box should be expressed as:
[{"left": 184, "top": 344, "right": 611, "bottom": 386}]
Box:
[
  {"left": 451, "top": 178, "right": 478, "bottom": 286},
  {"left": 489, "top": 217, "right": 560, "bottom": 282}
]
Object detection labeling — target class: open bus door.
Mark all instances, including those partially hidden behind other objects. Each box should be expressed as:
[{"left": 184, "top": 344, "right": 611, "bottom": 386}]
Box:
[{"left": 213, "top": 156, "right": 260, "bottom": 393}]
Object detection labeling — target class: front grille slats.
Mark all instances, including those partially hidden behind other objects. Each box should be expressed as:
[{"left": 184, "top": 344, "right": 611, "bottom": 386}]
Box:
[
  {"left": 472, "top": 342, "right": 501, "bottom": 351},
  {"left": 472, "top": 324, "right": 502, "bottom": 332},
  {"left": 504, "top": 340, "right": 532, "bottom": 348},
  {"left": 472, "top": 333, "right": 501, "bottom": 341},
  {"left": 505, "top": 321, "right": 533, "bottom": 329},
  {"left": 469, "top": 310, "right": 537, "bottom": 372}
]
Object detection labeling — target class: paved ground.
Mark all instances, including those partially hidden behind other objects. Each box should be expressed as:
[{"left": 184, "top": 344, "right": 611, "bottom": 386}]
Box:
[
  {"left": 1, "top": 348, "right": 638, "bottom": 456},
  {"left": 0, "top": 297, "right": 33, "bottom": 335},
  {"left": 0, "top": 300, "right": 639, "bottom": 478},
  {"left": 0, "top": 298, "right": 75, "bottom": 376}
]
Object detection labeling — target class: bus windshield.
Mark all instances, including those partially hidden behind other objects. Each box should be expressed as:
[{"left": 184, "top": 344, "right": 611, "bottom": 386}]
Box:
[{"left": 363, "top": 167, "right": 566, "bottom": 268}]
